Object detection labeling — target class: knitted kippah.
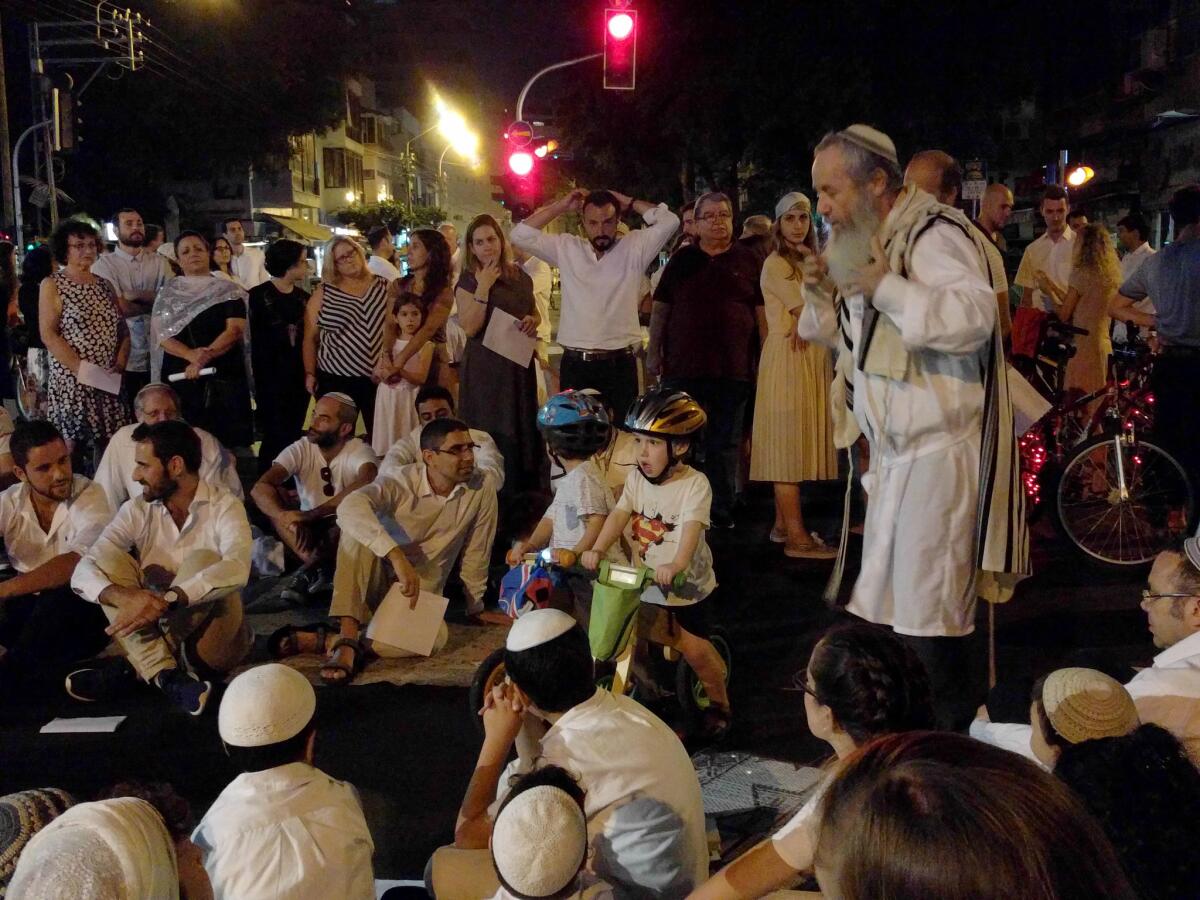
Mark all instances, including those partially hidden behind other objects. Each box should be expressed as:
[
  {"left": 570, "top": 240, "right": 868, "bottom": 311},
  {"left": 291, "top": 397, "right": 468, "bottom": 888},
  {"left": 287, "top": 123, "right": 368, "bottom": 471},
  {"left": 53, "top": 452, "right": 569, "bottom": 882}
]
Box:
[
  {"left": 1042, "top": 668, "right": 1139, "bottom": 745},
  {"left": 492, "top": 785, "right": 588, "bottom": 898},
  {"left": 322, "top": 391, "right": 358, "bottom": 413},
  {"left": 0, "top": 788, "right": 75, "bottom": 896},
  {"left": 839, "top": 124, "right": 900, "bottom": 167}
]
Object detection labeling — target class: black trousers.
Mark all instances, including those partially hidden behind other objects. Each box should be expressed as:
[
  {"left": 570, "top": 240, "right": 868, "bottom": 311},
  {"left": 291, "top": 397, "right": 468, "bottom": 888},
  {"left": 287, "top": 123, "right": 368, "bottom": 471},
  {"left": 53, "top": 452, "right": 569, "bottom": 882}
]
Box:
[
  {"left": 559, "top": 352, "right": 639, "bottom": 422},
  {"left": 0, "top": 586, "right": 110, "bottom": 682},
  {"left": 900, "top": 630, "right": 986, "bottom": 733},
  {"left": 1150, "top": 351, "right": 1200, "bottom": 502},
  {"left": 316, "top": 372, "right": 377, "bottom": 441},
  {"left": 661, "top": 377, "right": 751, "bottom": 520}
]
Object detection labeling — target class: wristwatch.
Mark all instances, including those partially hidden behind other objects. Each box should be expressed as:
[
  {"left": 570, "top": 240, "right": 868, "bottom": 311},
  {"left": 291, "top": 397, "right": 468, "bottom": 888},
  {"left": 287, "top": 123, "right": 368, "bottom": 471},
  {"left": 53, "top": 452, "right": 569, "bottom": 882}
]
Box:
[{"left": 163, "top": 588, "right": 186, "bottom": 611}]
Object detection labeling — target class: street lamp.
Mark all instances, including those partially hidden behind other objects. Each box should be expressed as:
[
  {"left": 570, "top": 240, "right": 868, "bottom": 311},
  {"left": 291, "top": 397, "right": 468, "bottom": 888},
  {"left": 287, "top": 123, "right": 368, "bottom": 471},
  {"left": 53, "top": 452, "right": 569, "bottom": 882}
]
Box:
[{"left": 405, "top": 93, "right": 478, "bottom": 216}]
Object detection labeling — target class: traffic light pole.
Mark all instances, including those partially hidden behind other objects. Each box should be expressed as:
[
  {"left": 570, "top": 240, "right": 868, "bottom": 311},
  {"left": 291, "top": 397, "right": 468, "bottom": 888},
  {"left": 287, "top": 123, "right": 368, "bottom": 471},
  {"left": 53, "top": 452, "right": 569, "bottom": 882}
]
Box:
[
  {"left": 12, "top": 118, "right": 51, "bottom": 252},
  {"left": 515, "top": 53, "right": 601, "bottom": 123}
]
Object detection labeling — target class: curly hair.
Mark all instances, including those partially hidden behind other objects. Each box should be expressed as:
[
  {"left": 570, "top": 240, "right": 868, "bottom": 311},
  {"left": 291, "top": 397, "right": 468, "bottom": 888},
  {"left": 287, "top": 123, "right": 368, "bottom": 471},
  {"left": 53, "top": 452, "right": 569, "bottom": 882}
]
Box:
[
  {"left": 807, "top": 621, "right": 936, "bottom": 745},
  {"left": 1072, "top": 223, "right": 1121, "bottom": 292},
  {"left": 1056, "top": 724, "right": 1200, "bottom": 900}
]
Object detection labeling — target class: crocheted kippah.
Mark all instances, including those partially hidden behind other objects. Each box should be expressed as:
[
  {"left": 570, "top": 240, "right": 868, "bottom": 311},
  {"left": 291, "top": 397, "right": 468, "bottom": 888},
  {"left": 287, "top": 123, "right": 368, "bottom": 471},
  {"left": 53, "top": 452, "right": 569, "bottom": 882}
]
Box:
[
  {"left": 0, "top": 788, "right": 75, "bottom": 896},
  {"left": 1042, "top": 668, "right": 1139, "bottom": 745},
  {"left": 492, "top": 785, "right": 587, "bottom": 897},
  {"left": 839, "top": 124, "right": 900, "bottom": 167}
]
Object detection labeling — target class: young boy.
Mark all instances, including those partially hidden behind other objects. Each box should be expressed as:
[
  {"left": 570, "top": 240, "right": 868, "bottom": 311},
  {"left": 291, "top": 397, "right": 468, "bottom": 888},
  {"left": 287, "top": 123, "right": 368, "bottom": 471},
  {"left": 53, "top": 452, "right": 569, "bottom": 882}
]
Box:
[
  {"left": 508, "top": 390, "right": 623, "bottom": 621},
  {"left": 581, "top": 387, "right": 731, "bottom": 737}
]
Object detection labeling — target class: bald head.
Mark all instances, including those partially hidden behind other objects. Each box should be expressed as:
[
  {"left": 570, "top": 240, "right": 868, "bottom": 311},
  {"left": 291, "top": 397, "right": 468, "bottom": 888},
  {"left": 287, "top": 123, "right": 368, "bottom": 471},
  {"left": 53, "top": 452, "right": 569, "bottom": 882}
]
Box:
[
  {"left": 740, "top": 215, "right": 772, "bottom": 238},
  {"left": 904, "top": 150, "right": 962, "bottom": 206},
  {"left": 979, "top": 182, "right": 1015, "bottom": 232}
]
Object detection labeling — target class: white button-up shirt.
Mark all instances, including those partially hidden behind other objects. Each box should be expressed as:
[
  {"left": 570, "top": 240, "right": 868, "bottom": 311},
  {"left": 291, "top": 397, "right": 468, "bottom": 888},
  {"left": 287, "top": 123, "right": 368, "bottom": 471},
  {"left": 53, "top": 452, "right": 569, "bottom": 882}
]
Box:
[
  {"left": 367, "top": 254, "right": 402, "bottom": 283},
  {"left": 72, "top": 481, "right": 252, "bottom": 606},
  {"left": 1113, "top": 241, "right": 1157, "bottom": 343},
  {"left": 522, "top": 255, "right": 554, "bottom": 342},
  {"left": 273, "top": 436, "right": 377, "bottom": 512},
  {"left": 379, "top": 425, "right": 504, "bottom": 492},
  {"left": 511, "top": 205, "right": 679, "bottom": 351},
  {"left": 230, "top": 245, "right": 269, "bottom": 289},
  {"left": 337, "top": 464, "right": 497, "bottom": 608},
  {"left": 192, "top": 762, "right": 375, "bottom": 900},
  {"left": 91, "top": 246, "right": 175, "bottom": 373},
  {"left": 93, "top": 422, "right": 243, "bottom": 511},
  {"left": 0, "top": 475, "right": 111, "bottom": 573},
  {"left": 503, "top": 689, "right": 708, "bottom": 896},
  {"left": 1015, "top": 227, "right": 1075, "bottom": 312}
]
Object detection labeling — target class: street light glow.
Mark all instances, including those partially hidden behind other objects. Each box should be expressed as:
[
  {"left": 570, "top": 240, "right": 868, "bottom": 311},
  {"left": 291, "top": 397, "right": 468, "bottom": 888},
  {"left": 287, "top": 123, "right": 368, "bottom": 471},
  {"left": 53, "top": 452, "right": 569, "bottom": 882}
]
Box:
[
  {"left": 608, "top": 12, "right": 634, "bottom": 40},
  {"left": 1067, "top": 165, "right": 1095, "bottom": 187}
]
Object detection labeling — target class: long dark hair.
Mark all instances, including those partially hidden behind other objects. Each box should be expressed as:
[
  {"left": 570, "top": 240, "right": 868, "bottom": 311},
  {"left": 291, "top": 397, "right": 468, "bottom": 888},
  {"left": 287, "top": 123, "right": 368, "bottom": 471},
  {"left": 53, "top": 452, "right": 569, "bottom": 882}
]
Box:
[{"left": 408, "top": 227, "right": 452, "bottom": 305}]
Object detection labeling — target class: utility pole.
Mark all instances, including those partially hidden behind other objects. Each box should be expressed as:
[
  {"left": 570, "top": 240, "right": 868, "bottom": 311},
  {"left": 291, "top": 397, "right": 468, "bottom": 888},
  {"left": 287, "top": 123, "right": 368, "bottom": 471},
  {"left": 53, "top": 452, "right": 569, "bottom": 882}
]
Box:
[{"left": 0, "top": 15, "right": 14, "bottom": 235}]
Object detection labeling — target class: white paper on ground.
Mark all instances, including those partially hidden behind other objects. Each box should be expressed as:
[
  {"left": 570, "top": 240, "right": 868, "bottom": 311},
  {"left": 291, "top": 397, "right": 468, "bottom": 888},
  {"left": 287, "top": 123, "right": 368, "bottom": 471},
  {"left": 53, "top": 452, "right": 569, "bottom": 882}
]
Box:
[
  {"left": 365, "top": 586, "right": 450, "bottom": 656},
  {"left": 41, "top": 716, "right": 126, "bottom": 734},
  {"left": 77, "top": 360, "right": 123, "bottom": 395},
  {"left": 482, "top": 308, "right": 536, "bottom": 368}
]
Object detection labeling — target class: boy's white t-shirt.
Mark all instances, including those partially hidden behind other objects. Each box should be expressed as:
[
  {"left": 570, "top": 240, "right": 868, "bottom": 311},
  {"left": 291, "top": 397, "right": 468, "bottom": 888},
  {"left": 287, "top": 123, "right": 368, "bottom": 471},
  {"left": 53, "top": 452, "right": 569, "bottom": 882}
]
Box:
[
  {"left": 273, "top": 437, "right": 378, "bottom": 511},
  {"left": 547, "top": 460, "right": 624, "bottom": 562},
  {"left": 615, "top": 465, "right": 716, "bottom": 605}
]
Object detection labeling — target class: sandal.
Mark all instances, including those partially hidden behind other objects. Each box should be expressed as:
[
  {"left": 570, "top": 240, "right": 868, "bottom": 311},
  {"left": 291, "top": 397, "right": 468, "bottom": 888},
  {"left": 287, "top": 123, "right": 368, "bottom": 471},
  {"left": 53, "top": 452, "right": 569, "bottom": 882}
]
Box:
[
  {"left": 320, "top": 636, "right": 366, "bottom": 687},
  {"left": 698, "top": 705, "right": 733, "bottom": 743},
  {"left": 784, "top": 533, "right": 837, "bottom": 559},
  {"left": 769, "top": 527, "right": 787, "bottom": 544},
  {"left": 268, "top": 622, "right": 333, "bottom": 660}
]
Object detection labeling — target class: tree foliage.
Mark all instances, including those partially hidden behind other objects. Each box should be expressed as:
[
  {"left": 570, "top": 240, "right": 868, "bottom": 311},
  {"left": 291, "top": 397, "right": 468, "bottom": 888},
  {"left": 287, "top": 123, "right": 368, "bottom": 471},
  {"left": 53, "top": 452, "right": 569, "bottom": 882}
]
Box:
[{"left": 333, "top": 201, "right": 447, "bottom": 233}]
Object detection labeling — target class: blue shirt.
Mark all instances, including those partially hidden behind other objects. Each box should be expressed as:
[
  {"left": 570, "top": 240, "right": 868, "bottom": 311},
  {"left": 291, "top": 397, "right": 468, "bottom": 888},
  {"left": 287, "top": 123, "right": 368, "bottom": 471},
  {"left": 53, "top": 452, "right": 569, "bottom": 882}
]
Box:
[{"left": 1119, "top": 238, "right": 1200, "bottom": 346}]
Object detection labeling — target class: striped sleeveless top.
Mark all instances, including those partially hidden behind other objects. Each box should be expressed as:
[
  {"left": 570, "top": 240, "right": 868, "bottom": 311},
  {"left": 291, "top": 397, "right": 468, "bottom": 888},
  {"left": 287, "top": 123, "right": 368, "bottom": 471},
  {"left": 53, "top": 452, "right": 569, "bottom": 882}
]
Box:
[{"left": 316, "top": 275, "right": 389, "bottom": 377}]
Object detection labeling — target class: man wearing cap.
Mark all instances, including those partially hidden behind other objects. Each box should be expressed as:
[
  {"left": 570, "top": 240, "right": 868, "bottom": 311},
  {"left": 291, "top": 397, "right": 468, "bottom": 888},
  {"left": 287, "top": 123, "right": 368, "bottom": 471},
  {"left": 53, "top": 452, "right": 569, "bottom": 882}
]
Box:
[
  {"left": 93, "top": 382, "right": 243, "bottom": 511},
  {"left": 251, "top": 393, "right": 377, "bottom": 592},
  {"left": 798, "top": 124, "right": 1028, "bottom": 731},
  {"left": 435, "top": 608, "right": 707, "bottom": 899},
  {"left": 193, "top": 663, "right": 375, "bottom": 900}
]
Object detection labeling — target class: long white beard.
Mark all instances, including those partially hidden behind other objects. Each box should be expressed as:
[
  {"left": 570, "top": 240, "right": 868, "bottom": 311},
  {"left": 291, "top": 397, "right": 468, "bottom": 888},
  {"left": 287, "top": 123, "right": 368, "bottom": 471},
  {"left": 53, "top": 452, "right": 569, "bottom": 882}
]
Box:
[{"left": 825, "top": 200, "right": 882, "bottom": 294}]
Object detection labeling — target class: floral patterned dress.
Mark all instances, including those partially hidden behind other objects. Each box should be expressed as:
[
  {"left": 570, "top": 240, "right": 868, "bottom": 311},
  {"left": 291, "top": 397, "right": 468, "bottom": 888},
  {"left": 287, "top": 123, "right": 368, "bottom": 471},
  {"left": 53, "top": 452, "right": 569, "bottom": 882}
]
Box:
[{"left": 46, "top": 271, "right": 132, "bottom": 444}]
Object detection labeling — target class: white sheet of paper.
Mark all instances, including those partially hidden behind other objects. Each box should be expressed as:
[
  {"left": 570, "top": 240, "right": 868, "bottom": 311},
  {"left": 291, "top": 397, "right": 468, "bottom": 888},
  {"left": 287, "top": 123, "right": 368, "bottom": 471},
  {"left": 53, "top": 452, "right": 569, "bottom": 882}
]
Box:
[
  {"left": 482, "top": 308, "right": 536, "bottom": 368},
  {"left": 365, "top": 586, "right": 450, "bottom": 657},
  {"left": 1006, "top": 363, "right": 1052, "bottom": 436},
  {"left": 77, "top": 360, "right": 123, "bottom": 395},
  {"left": 40, "top": 716, "right": 126, "bottom": 734}
]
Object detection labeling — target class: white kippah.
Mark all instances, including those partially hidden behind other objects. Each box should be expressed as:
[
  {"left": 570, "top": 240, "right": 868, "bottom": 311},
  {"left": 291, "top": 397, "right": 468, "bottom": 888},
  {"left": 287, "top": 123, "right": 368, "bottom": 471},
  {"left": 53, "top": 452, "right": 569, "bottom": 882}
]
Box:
[
  {"left": 774, "top": 191, "right": 811, "bottom": 221},
  {"left": 492, "top": 785, "right": 587, "bottom": 897},
  {"left": 506, "top": 608, "right": 577, "bottom": 652},
  {"left": 840, "top": 123, "right": 900, "bottom": 167},
  {"left": 322, "top": 391, "right": 358, "bottom": 412},
  {"left": 1183, "top": 536, "right": 1200, "bottom": 573},
  {"left": 219, "top": 663, "right": 316, "bottom": 747}
]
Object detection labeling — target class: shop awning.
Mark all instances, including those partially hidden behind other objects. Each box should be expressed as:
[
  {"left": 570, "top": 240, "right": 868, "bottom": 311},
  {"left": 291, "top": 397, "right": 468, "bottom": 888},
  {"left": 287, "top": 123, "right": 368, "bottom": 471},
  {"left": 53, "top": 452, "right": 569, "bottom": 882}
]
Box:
[{"left": 265, "top": 214, "right": 333, "bottom": 243}]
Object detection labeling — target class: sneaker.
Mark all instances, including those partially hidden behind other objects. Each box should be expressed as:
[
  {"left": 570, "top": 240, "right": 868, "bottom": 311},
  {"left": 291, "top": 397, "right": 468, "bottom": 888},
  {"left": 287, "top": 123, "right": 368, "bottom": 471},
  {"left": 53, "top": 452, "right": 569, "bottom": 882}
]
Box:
[
  {"left": 154, "top": 668, "right": 212, "bottom": 716},
  {"left": 278, "top": 570, "right": 315, "bottom": 605},
  {"left": 65, "top": 658, "right": 137, "bottom": 703}
]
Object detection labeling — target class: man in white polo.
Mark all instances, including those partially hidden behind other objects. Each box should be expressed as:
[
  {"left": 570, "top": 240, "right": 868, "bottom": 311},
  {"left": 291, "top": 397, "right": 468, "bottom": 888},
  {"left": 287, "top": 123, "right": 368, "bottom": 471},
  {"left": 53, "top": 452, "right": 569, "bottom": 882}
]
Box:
[
  {"left": 511, "top": 189, "right": 679, "bottom": 417},
  {"left": 1015, "top": 184, "right": 1075, "bottom": 311}
]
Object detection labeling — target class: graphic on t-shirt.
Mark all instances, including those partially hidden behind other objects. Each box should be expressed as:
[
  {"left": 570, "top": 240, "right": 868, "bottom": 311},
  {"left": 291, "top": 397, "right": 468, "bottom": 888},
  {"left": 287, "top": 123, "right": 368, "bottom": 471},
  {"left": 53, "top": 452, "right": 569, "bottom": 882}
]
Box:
[{"left": 630, "top": 511, "right": 674, "bottom": 556}]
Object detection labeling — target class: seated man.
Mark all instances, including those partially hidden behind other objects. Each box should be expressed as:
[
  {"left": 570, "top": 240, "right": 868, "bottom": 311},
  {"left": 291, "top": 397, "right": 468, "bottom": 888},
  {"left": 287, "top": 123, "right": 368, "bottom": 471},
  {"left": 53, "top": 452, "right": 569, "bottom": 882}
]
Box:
[
  {"left": 93, "top": 382, "right": 243, "bottom": 511},
  {"left": 439, "top": 609, "right": 708, "bottom": 899},
  {"left": 251, "top": 393, "right": 377, "bottom": 594},
  {"left": 194, "top": 663, "right": 375, "bottom": 900},
  {"left": 0, "top": 421, "right": 112, "bottom": 685},
  {"left": 68, "top": 421, "right": 253, "bottom": 715},
  {"left": 321, "top": 417, "right": 497, "bottom": 684},
  {"left": 380, "top": 384, "right": 504, "bottom": 491}
]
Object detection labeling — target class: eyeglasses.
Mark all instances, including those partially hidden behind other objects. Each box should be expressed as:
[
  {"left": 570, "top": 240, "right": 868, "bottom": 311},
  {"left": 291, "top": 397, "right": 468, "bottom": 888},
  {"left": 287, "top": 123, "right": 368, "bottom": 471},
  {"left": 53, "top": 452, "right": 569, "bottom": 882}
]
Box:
[
  {"left": 1142, "top": 589, "right": 1193, "bottom": 603},
  {"left": 67, "top": 240, "right": 97, "bottom": 252},
  {"left": 433, "top": 442, "right": 478, "bottom": 458},
  {"left": 696, "top": 211, "right": 733, "bottom": 223},
  {"left": 320, "top": 465, "right": 335, "bottom": 497},
  {"left": 334, "top": 251, "right": 358, "bottom": 264},
  {"left": 798, "top": 681, "right": 821, "bottom": 702}
]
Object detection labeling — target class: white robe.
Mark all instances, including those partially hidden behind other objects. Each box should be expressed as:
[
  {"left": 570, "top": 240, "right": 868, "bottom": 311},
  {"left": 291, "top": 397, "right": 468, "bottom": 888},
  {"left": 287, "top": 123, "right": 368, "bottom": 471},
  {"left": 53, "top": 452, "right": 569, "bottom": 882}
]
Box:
[{"left": 799, "top": 222, "right": 996, "bottom": 636}]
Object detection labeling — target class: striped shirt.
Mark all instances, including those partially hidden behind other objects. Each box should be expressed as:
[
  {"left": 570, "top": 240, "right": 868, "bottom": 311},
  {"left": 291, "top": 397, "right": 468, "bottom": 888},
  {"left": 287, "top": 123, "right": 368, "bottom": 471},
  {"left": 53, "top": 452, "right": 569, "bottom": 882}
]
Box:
[{"left": 316, "top": 276, "right": 389, "bottom": 377}]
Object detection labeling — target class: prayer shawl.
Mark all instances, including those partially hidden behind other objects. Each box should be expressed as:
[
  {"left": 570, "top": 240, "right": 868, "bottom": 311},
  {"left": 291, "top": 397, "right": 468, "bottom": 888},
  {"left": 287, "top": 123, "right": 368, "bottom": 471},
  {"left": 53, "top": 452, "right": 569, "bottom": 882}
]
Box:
[
  {"left": 149, "top": 275, "right": 252, "bottom": 387},
  {"left": 824, "top": 187, "right": 1030, "bottom": 605}
]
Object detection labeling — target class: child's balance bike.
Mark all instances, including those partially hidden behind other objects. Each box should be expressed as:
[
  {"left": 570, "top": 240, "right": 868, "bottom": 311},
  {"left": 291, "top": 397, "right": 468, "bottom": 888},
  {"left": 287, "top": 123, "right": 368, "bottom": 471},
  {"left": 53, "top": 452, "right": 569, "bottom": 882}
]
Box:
[{"left": 470, "top": 551, "right": 732, "bottom": 732}]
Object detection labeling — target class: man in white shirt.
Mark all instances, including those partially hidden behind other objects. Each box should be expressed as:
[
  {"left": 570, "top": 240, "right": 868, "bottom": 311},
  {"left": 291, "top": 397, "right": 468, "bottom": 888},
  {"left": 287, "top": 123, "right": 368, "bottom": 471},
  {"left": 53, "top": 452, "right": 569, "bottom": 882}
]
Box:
[
  {"left": 379, "top": 384, "right": 504, "bottom": 491},
  {"left": 365, "top": 226, "right": 402, "bottom": 282},
  {"left": 514, "top": 246, "right": 558, "bottom": 402},
  {"left": 251, "top": 393, "right": 377, "bottom": 581},
  {"left": 91, "top": 207, "right": 175, "bottom": 396},
  {"left": 0, "top": 421, "right": 112, "bottom": 686},
  {"left": 320, "top": 417, "right": 497, "bottom": 682},
  {"left": 438, "top": 609, "right": 707, "bottom": 899},
  {"left": 68, "top": 421, "right": 253, "bottom": 715},
  {"left": 194, "top": 664, "right": 375, "bottom": 900},
  {"left": 1112, "top": 212, "right": 1156, "bottom": 344},
  {"left": 1014, "top": 185, "right": 1075, "bottom": 312},
  {"left": 94, "top": 383, "right": 242, "bottom": 511},
  {"left": 511, "top": 189, "right": 679, "bottom": 417},
  {"left": 222, "top": 218, "right": 269, "bottom": 288},
  {"left": 439, "top": 221, "right": 462, "bottom": 285}
]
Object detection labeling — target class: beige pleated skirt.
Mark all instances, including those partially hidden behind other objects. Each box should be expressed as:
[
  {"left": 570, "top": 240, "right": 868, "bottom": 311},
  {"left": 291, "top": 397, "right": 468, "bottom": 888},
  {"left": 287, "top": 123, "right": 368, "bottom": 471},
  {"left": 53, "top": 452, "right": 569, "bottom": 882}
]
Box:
[{"left": 750, "top": 333, "right": 838, "bottom": 483}]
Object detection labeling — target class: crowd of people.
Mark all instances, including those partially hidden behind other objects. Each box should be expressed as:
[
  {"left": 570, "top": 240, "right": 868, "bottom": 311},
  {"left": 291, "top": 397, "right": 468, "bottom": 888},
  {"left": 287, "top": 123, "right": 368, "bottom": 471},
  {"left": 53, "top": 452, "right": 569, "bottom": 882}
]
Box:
[{"left": 1, "top": 120, "right": 1199, "bottom": 899}]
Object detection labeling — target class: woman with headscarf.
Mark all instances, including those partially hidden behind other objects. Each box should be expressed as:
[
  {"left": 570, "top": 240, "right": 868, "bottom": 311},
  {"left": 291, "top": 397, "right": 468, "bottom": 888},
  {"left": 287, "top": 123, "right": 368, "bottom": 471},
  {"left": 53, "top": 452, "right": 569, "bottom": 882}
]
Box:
[
  {"left": 750, "top": 192, "right": 838, "bottom": 559},
  {"left": 150, "top": 230, "right": 252, "bottom": 448}
]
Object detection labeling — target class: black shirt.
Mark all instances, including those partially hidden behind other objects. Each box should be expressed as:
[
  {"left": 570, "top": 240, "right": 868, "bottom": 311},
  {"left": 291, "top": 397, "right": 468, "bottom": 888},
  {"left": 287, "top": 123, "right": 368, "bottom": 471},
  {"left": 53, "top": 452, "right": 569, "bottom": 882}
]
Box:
[{"left": 248, "top": 280, "right": 308, "bottom": 393}]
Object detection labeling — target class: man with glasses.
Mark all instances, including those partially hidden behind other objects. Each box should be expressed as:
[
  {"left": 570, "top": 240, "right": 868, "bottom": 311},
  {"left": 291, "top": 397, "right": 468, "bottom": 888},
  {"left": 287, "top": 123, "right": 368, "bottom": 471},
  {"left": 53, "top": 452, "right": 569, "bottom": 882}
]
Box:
[
  {"left": 314, "top": 417, "right": 498, "bottom": 683},
  {"left": 512, "top": 189, "right": 679, "bottom": 418},
  {"left": 251, "top": 393, "right": 377, "bottom": 598},
  {"left": 648, "top": 191, "right": 767, "bottom": 528}
]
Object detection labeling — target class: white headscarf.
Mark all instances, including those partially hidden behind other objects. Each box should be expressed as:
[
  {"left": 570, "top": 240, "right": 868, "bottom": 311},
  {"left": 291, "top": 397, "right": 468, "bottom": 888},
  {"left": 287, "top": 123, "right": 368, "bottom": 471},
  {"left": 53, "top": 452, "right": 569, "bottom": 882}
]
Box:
[{"left": 8, "top": 798, "right": 179, "bottom": 900}]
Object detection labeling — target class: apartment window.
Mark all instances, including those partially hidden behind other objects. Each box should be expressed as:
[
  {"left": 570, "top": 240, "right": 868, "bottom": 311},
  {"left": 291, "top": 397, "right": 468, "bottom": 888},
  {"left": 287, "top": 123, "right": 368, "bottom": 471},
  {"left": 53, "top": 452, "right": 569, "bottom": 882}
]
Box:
[{"left": 362, "top": 115, "right": 378, "bottom": 145}]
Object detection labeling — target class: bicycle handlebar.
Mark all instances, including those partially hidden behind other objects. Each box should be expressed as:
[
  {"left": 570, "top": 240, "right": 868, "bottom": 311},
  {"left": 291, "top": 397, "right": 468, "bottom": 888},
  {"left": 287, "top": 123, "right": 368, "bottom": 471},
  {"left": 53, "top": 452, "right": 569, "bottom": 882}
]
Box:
[{"left": 1044, "top": 319, "right": 1090, "bottom": 337}]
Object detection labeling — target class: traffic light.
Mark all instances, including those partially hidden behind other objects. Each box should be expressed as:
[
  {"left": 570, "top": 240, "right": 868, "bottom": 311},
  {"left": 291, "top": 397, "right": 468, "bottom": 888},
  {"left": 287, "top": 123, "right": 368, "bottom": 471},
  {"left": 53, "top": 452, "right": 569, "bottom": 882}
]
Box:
[
  {"left": 603, "top": 7, "right": 637, "bottom": 90},
  {"left": 508, "top": 151, "right": 535, "bottom": 177}
]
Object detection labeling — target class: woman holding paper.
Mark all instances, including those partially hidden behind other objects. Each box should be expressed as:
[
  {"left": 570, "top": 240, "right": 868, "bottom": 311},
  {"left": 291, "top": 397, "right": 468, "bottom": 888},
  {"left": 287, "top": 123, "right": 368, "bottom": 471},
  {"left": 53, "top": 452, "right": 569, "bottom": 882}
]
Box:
[
  {"left": 151, "top": 231, "right": 253, "bottom": 447},
  {"left": 455, "top": 214, "right": 546, "bottom": 498},
  {"left": 39, "top": 220, "right": 132, "bottom": 458}
]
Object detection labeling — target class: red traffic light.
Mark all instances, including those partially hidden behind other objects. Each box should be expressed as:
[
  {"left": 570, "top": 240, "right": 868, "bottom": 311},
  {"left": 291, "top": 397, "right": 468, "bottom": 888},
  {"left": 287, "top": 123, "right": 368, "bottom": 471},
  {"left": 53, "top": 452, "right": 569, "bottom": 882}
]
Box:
[
  {"left": 508, "top": 151, "right": 534, "bottom": 177},
  {"left": 603, "top": 8, "right": 637, "bottom": 91},
  {"left": 607, "top": 12, "right": 634, "bottom": 40}
]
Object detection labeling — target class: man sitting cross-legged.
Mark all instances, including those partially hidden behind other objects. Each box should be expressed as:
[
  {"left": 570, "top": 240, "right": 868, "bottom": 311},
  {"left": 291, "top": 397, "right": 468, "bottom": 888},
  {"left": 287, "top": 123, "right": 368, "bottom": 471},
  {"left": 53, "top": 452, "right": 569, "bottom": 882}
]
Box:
[
  {"left": 68, "top": 420, "right": 253, "bottom": 715},
  {"left": 251, "top": 392, "right": 377, "bottom": 601},
  {"left": 0, "top": 420, "right": 112, "bottom": 687},
  {"left": 304, "top": 417, "right": 497, "bottom": 685}
]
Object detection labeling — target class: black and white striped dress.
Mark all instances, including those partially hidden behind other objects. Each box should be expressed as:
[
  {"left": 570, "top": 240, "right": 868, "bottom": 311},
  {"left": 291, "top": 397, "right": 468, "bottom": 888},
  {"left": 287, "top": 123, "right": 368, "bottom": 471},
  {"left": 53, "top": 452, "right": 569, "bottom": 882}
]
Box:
[{"left": 315, "top": 276, "right": 389, "bottom": 377}]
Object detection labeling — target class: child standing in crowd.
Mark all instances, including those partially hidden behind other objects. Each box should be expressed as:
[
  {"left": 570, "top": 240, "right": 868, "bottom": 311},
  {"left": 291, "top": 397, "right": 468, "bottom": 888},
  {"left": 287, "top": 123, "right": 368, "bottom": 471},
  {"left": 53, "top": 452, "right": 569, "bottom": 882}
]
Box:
[
  {"left": 582, "top": 387, "right": 731, "bottom": 738},
  {"left": 372, "top": 298, "right": 433, "bottom": 456},
  {"left": 507, "top": 390, "right": 624, "bottom": 622}
]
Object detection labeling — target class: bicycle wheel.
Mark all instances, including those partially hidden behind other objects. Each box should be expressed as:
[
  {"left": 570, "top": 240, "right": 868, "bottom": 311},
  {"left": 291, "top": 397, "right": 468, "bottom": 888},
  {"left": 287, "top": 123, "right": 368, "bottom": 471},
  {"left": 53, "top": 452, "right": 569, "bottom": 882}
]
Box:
[{"left": 1056, "top": 434, "right": 1193, "bottom": 568}]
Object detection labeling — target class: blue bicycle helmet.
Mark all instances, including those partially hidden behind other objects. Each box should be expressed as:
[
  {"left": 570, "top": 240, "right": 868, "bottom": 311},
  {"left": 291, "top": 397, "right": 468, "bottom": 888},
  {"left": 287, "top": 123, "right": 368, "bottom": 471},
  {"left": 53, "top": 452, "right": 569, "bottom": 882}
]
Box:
[{"left": 537, "top": 389, "right": 612, "bottom": 458}]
